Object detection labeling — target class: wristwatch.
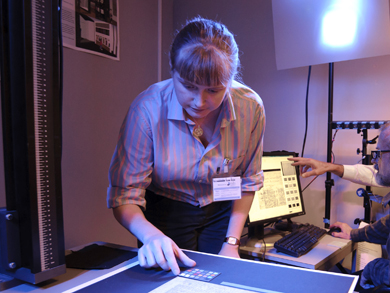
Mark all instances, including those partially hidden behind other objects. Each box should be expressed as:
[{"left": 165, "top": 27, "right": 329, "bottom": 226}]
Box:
[{"left": 224, "top": 236, "right": 240, "bottom": 246}]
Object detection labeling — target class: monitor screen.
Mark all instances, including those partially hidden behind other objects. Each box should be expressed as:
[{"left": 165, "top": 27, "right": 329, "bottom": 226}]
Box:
[{"left": 248, "top": 151, "right": 305, "bottom": 225}]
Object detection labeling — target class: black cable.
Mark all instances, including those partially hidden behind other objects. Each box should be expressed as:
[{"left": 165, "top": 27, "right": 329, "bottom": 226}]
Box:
[
  {"left": 261, "top": 238, "right": 266, "bottom": 261},
  {"left": 301, "top": 65, "right": 312, "bottom": 158},
  {"left": 300, "top": 66, "right": 313, "bottom": 192},
  {"left": 301, "top": 119, "right": 339, "bottom": 192},
  {"left": 302, "top": 176, "right": 317, "bottom": 192}
]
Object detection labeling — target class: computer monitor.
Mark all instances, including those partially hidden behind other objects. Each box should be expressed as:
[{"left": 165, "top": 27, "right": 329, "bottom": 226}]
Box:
[{"left": 247, "top": 151, "right": 305, "bottom": 241}]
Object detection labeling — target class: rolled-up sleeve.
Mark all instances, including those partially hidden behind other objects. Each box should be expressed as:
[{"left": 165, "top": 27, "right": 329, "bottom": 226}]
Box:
[
  {"left": 107, "top": 105, "right": 153, "bottom": 209},
  {"left": 343, "top": 164, "right": 383, "bottom": 187},
  {"left": 241, "top": 99, "right": 265, "bottom": 192}
]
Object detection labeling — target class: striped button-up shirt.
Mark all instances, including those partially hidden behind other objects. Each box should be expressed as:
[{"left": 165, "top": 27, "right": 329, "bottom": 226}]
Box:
[{"left": 107, "top": 78, "right": 265, "bottom": 209}]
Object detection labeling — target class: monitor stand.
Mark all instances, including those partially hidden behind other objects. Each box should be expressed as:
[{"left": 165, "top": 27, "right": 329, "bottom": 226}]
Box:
[{"left": 244, "top": 222, "right": 291, "bottom": 251}]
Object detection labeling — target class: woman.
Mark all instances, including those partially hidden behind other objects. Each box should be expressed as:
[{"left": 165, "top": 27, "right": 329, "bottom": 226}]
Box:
[{"left": 107, "top": 17, "right": 265, "bottom": 275}]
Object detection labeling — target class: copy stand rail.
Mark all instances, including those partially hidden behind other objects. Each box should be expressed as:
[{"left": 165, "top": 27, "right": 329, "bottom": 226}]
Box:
[{"left": 0, "top": 0, "right": 65, "bottom": 288}]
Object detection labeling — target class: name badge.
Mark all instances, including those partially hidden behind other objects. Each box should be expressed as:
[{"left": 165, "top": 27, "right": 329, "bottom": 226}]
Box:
[{"left": 212, "top": 172, "right": 242, "bottom": 201}]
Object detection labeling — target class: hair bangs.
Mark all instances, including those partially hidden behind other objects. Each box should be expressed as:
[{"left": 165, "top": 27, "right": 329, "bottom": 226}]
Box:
[{"left": 175, "top": 44, "right": 232, "bottom": 87}]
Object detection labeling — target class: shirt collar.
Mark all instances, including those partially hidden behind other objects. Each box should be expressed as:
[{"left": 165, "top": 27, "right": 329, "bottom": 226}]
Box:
[
  {"left": 167, "top": 82, "right": 186, "bottom": 121},
  {"left": 220, "top": 91, "right": 236, "bottom": 127}
]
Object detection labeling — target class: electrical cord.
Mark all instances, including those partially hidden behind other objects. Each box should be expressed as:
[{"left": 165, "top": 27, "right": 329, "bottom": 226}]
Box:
[
  {"left": 301, "top": 66, "right": 312, "bottom": 158},
  {"left": 260, "top": 238, "right": 266, "bottom": 261},
  {"left": 300, "top": 65, "right": 315, "bottom": 192},
  {"left": 301, "top": 128, "right": 339, "bottom": 192},
  {"left": 302, "top": 176, "right": 317, "bottom": 192}
]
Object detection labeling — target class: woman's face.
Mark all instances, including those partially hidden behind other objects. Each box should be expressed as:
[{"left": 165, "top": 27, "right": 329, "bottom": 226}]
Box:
[{"left": 172, "top": 71, "right": 228, "bottom": 120}]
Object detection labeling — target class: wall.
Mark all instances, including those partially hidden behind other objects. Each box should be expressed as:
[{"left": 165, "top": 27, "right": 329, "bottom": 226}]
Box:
[
  {"left": 0, "top": 0, "right": 160, "bottom": 249},
  {"left": 1, "top": 0, "right": 389, "bottom": 252},
  {"left": 60, "top": 0, "right": 162, "bottom": 248},
  {"left": 170, "top": 0, "right": 390, "bottom": 228}
]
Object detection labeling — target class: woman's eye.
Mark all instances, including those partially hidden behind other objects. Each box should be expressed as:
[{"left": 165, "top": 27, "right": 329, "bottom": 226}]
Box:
[{"left": 183, "top": 83, "right": 195, "bottom": 90}]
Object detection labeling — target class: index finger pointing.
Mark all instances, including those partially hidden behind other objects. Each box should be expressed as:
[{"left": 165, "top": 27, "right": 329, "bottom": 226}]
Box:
[
  {"left": 175, "top": 248, "right": 196, "bottom": 268},
  {"left": 162, "top": 247, "right": 181, "bottom": 275},
  {"left": 164, "top": 246, "right": 196, "bottom": 275}
]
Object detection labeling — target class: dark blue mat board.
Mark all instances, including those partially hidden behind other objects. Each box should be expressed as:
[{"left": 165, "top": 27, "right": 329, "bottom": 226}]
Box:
[{"left": 75, "top": 250, "right": 357, "bottom": 293}]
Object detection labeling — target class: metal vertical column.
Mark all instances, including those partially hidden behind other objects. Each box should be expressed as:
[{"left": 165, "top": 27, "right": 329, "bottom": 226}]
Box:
[{"left": 324, "top": 63, "right": 334, "bottom": 228}]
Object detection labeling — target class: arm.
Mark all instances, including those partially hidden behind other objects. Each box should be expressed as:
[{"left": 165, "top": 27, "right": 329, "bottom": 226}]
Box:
[
  {"left": 217, "top": 87, "right": 263, "bottom": 257},
  {"left": 330, "top": 216, "right": 390, "bottom": 244},
  {"left": 288, "top": 157, "right": 383, "bottom": 188},
  {"left": 219, "top": 191, "right": 255, "bottom": 258},
  {"left": 288, "top": 157, "right": 344, "bottom": 178},
  {"left": 343, "top": 164, "right": 383, "bottom": 187},
  {"left": 350, "top": 215, "right": 390, "bottom": 245},
  {"left": 330, "top": 221, "right": 389, "bottom": 288},
  {"left": 354, "top": 215, "right": 390, "bottom": 287},
  {"left": 361, "top": 258, "right": 390, "bottom": 288},
  {"left": 109, "top": 105, "right": 196, "bottom": 275},
  {"left": 113, "top": 204, "right": 196, "bottom": 275}
]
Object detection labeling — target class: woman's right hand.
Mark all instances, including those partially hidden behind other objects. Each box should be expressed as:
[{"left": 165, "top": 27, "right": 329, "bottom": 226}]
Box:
[
  {"left": 113, "top": 204, "right": 196, "bottom": 275},
  {"left": 138, "top": 233, "right": 196, "bottom": 275}
]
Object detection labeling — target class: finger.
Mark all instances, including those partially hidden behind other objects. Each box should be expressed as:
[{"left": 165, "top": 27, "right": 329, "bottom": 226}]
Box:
[
  {"left": 138, "top": 248, "right": 154, "bottom": 268},
  {"left": 138, "top": 246, "right": 158, "bottom": 269},
  {"left": 288, "top": 157, "right": 309, "bottom": 165},
  {"left": 331, "top": 222, "right": 342, "bottom": 227},
  {"left": 163, "top": 244, "right": 196, "bottom": 275},
  {"left": 153, "top": 248, "right": 172, "bottom": 272},
  {"left": 175, "top": 248, "right": 196, "bottom": 268},
  {"left": 162, "top": 247, "right": 181, "bottom": 275},
  {"left": 138, "top": 250, "right": 146, "bottom": 268},
  {"left": 144, "top": 239, "right": 175, "bottom": 272},
  {"left": 301, "top": 170, "right": 316, "bottom": 178},
  {"left": 287, "top": 157, "right": 305, "bottom": 162},
  {"left": 287, "top": 157, "right": 298, "bottom": 162}
]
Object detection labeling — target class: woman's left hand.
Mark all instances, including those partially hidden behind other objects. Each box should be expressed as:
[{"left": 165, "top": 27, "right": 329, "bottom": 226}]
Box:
[{"left": 218, "top": 242, "right": 240, "bottom": 258}]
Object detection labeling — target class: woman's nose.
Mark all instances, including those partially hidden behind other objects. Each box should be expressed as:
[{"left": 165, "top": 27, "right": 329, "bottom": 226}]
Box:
[{"left": 194, "top": 91, "right": 207, "bottom": 107}]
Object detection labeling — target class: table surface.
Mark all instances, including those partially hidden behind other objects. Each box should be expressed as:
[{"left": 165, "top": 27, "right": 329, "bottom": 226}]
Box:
[
  {"left": 1, "top": 239, "right": 358, "bottom": 293},
  {"left": 3, "top": 242, "right": 359, "bottom": 293},
  {"left": 240, "top": 229, "right": 357, "bottom": 271}
]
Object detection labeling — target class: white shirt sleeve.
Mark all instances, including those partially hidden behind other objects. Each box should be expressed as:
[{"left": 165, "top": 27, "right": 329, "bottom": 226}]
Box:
[{"left": 342, "top": 164, "right": 383, "bottom": 187}]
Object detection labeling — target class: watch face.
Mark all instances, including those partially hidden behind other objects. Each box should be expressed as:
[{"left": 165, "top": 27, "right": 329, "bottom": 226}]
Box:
[
  {"left": 226, "top": 237, "right": 239, "bottom": 245},
  {"left": 228, "top": 238, "right": 237, "bottom": 245}
]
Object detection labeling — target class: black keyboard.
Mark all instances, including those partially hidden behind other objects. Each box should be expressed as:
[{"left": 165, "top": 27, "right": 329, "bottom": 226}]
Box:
[{"left": 273, "top": 224, "right": 327, "bottom": 257}]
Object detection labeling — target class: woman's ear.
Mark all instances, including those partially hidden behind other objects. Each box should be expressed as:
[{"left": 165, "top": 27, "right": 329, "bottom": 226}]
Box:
[
  {"left": 169, "top": 60, "right": 174, "bottom": 75},
  {"left": 170, "top": 67, "right": 175, "bottom": 77}
]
